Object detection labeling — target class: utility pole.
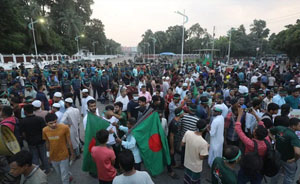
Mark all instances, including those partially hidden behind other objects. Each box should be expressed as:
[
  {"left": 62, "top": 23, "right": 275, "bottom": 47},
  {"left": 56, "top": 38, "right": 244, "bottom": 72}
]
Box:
[
  {"left": 211, "top": 26, "right": 215, "bottom": 62},
  {"left": 175, "top": 10, "right": 188, "bottom": 70},
  {"left": 227, "top": 29, "right": 232, "bottom": 65}
]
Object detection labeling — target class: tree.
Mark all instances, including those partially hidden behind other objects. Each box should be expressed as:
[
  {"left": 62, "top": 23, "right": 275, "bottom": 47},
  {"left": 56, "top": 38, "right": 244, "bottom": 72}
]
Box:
[{"left": 271, "top": 20, "right": 300, "bottom": 60}]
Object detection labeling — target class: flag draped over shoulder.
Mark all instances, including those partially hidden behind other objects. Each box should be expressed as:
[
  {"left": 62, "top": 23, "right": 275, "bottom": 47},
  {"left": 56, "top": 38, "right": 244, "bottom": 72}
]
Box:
[
  {"left": 82, "top": 112, "right": 110, "bottom": 173},
  {"left": 132, "top": 112, "right": 171, "bottom": 176}
]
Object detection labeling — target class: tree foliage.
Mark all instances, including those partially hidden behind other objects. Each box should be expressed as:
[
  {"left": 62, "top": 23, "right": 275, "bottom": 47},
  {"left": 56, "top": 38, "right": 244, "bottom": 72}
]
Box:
[{"left": 0, "top": 0, "right": 121, "bottom": 55}]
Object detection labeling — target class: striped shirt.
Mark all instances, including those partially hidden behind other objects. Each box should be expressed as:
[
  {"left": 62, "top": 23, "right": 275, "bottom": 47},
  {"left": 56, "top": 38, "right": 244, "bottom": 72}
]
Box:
[{"left": 181, "top": 114, "right": 199, "bottom": 137}]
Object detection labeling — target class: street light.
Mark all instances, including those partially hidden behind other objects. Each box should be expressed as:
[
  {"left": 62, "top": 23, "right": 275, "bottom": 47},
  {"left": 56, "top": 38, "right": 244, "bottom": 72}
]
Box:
[
  {"left": 92, "top": 41, "right": 99, "bottom": 55},
  {"left": 28, "top": 18, "right": 45, "bottom": 59},
  {"left": 75, "top": 34, "right": 85, "bottom": 56},
  {"left": 149, "top": 37, "right": 157, "bottom": 60},
  {"left": 175, "top": 10, "right": 188, "bottom": 69},
  {"left": 145, "top": 42, "right": 150, "bottom": 59}
]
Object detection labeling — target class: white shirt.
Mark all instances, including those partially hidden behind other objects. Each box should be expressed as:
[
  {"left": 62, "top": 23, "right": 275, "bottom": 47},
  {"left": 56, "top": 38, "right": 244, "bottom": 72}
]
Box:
[
  {"left": 81, "top": 96, "right": 94, "bottom": 117},
  {"left": 112, "top": 171, "right": 154, "bottom": 184},
  {"left": 161, "top": 118, "right": 168, "bottom": 136},
  {"left": 83, "top": 109, "right": 100, "bottom": 130},
  {"left": 175, "top": 87, "right": 183, "bottom": 96},
  {"left": 103, "top": 116, "right": 119, "bottom": 145},
  {"left": 55, "top": 111, "right": 64, "bottom": 123},
  {"left": 115, "top": 95, "right": 129, "bottom": 111},
  {"left": 268, "top": 76, "right": 276, "bottom": 86},
  {"left": 251, "top": 76, "right": 258, "bottom": 83}
]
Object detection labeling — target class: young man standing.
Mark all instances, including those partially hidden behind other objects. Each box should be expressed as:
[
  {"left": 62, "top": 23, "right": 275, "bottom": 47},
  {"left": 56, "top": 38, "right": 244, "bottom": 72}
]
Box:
[
  {"left": 43, "top": 113, "right": 75, "bottom": 184},
  {"left": 81, "top": 89, "right": 94, "bottom": 117},
  {"left": 91, "top": 129, "right": 116, "bottom": 184},
  {"left": 112, "top": 149, "right": 153, "bottom": 184},
  {"left": 181, "top": 119, "right": 209, "bottom": 184},
  {"left": 20, "top": 104, "right": 50, "bottom": 173}
]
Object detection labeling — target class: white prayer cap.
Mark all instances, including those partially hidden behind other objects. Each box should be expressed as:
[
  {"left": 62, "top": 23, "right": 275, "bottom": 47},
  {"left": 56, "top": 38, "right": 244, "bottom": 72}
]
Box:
[{"left": 32, "top": 100, "right": 42, "bottom": 108}]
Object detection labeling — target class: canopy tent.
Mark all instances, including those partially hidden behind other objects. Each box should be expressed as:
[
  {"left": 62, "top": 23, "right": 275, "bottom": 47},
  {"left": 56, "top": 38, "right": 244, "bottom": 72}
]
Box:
[{"left": 159, "top": 52, "right": 175, "bottom": 56}]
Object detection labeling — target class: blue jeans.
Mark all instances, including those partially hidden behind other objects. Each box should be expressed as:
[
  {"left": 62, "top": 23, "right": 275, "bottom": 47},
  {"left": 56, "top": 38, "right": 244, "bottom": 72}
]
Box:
[
  {"left": 52, "top": 158, "right": 70, "bottom": 184},
  {"left": 29, "top": 143, "right": 50, "bottom": 171},
  {"left": 238, "top": 168, "right": 263, "bottom": 184},
  {"left": 271, "top": 160, "right": 297, "bottom": 184}
]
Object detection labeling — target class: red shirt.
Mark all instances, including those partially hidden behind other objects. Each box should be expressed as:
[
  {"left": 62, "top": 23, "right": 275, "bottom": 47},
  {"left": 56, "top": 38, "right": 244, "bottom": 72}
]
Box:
[
  {"left": 91, "top": 146, "right": 116, "bottom": 181},
  {"left": 235, "top": 121, "right": 271, "bottom": 157}
]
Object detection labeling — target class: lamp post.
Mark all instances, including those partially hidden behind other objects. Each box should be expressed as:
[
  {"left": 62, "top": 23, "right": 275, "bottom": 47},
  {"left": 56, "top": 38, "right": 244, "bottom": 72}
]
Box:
[
  {"left": 227, "top": 28, "right": 232, "bottom": 65},
  {"left": 150, "top": 37, "right": 156, "bottom": 60},
  {"left": 28, "top": 18, "right": 45, "bottom": 59},
  {"left": 75, "top": 34, "right": 85, "bottom": 56},
  {"left": 92, "top": 41, "right": 99, "bottom": 55},
  {"left": 175, "top": 10, "right": 188, "bottom": 69}
]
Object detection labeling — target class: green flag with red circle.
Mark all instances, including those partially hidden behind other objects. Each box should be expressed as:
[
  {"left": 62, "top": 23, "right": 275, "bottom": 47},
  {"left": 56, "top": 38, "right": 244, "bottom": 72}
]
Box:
[{"left": 132, "top": 112, "right": 171, "bottom": 176}]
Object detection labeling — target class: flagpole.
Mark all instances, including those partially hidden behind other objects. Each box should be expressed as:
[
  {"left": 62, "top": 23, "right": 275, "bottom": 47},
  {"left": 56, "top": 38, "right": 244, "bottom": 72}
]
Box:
[
  {"left": 121, "top": 107, "right": 154, "bottom": 141},
  {"left": 211, "top": 26, "right": 215, "bottom": 63}
]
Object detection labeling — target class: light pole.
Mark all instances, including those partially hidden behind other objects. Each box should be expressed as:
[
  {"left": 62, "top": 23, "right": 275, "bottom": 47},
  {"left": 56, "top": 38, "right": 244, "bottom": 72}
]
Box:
[
  {"left": 175, "top": 10, "right": 188, "bottom": 68},
  {"left": 75, "top": 34, "right": 85, "bottom": 56},
  {"left": 92, "top": 41, "right": 98, "bottom": 55},
  {"left": 227, "top": 29, "right": 232, "bottom": 64},
  {"left": 150, "top": 37, "right": 156, "bottom": 60},
  {"left": 28, "top": 18, "right": 45, "bottom": 59}
]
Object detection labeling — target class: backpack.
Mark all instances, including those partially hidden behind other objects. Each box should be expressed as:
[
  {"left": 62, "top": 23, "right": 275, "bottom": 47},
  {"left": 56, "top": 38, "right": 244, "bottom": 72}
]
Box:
[
  {"left": 240, "top": 140, "right": 264, "bottom": 178},
  {"left": 261, "top": 139, "right": 281, "bottom": 177},
  {"left": 0, "top": 118, "right": 22, "bottom": 146}
]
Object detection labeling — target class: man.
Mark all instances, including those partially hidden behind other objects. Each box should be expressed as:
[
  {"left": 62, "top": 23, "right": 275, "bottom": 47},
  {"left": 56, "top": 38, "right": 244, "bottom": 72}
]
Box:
[
  {"left": 211, "top": 146, "right": 240, "bottom": 184},
  {"left": 43, "top": 113, "right": 75, "bottom": 184},
  {"left": 82, "top": 74, "right": 92, "bottom": 94},
  {"left": 285, "top": 88, "right": 300, "bottom": 109},
  {"left": 36, "top": 85, "right": 50, "bottom": 111},
  {"left": 261, "top": 102, "right": 279, "bottom": 129},
  {"left": 100, "top": 70, "right": 110, "bottom": 101},
  {"left": 83, "top": 99, "right": 100, "bottom": 131},
  {"left": 0, "top": 106, "right": 18, "bottom": 132},
  {"left": 272, "top": 89, "right": 287, "bottom": 107},
  {"left": 270, "top": 118, "right": 300, "bottom": 184},
  {"left": 196, "top": 96, "right": 209, "bottom": 120},
  {"left": 127, "top": 93, "right": 139, "bottom": 120},
  {"left": 208, "top": 105, "right": 225, "bottom": 167},
  {"left": 162, "top": 77, "right": 170, "bottom": 97},
  {"left": 20, "top": 104, "right": 50, "bottom": 173},
  {"left": 60, "top": 98, "right": 81, "bottom": 158},
  {"left": 0, "top": 67, "right": 8, "bottom": 91},
  {"left": 215, "top": 94, "right": 229, "bottom": 118},
  {"left": 61, "top": 75, "right": 72, "bottom": 99},
  {"left": 169, "top": 108, "right": 184, "bottom": 167},
  {"left": 262, "top": 90, "right": 274, "bottom": 111},
  {"left": 32, "top": 100, "right": 48, "bottom": 121},
  {"left": 139, "top": 85, "right": 152, "bottom": 103},
  {"left": 91, "top": 130, "right": 116, "bottom": 184},
  {"left": 91, "top": 72, "right": 101, "bottom": 100},
  {"left": 24, "top": 84, "right": 37, "bottom": 98},
  {"left": 81, "top": 89, "right": 94, "bottom": 117},
  {"left": 168, "top": 94, "right": 185, "bottom": 124},
  {"left": 181, "top": 119, "right": 209, "bottom": 184},
  {"left": 180, "top": 103, "right": 199, "bottom": 165},
  {"left": 71, "top": 74, "right": 82, "bottom": 106},
  {"left": 114, "top": 118, "right": 142, "bottom": 170},
  {"left": 137, "top": 96, "right": 148, "bottom": 121},
  {"left": 112, "top": 102, "right": 127, "bottom": 127},
  {"left": 47, "top": 74, "right": 60, "bottom": 99},
  {"left": 9, "top": 150, "right": 47, "bottom": 184},
  {"left": 53, "top": 92, "right": 65, "bottom": 113},
  {"left": 115, "top": 87, "right": 129, "bottom": 112},
  {"left": 181, "top": 83, "right": 189, "bottom": 100},
  {"left": 52, "top": 103, "right": 63, "bottom": 123},
  {"left": 112, "top": 149, "right": 153, "bottom": 184}
]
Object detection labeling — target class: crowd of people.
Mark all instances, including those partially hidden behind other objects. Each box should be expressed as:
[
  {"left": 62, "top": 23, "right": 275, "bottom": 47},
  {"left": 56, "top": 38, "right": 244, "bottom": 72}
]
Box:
[{"left": 0, "top": 57, "right": 300, "bottom": 184}]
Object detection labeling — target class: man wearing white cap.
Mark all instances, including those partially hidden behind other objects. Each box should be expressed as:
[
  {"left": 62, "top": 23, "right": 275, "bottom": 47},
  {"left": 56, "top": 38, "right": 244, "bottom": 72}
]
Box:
[
  {"left": 52, "top": 103, "right": 63, "bottom": 123},
  {"left": 32, "top": 100, "right": 48, "bottom": 121},
  {"left": 60, "top": 98, "right": 81, "bottom": 158},
  {"left": 53, "top": 92, "right": 65, "bottom": 113},
  {"left": 162, "top": 76, "right": 170, "bottom": 97},
  {"left": 181, "top": 83, "right": 189, "bottom": 100},
  {"left": 208, "top": 105, "right": 225, "bottom": 167},
  {"left": 81, "top": 89, "right": 94, "bottom": 117}
]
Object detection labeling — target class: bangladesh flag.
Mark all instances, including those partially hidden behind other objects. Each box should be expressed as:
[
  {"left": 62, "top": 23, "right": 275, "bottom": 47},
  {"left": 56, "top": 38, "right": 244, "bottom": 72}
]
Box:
[
  {"left": 132, "top": 112, "right": 171, "bottom": 176},
  {"left": 82, "top": 112, "right": 110, "bottom": 174}
]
